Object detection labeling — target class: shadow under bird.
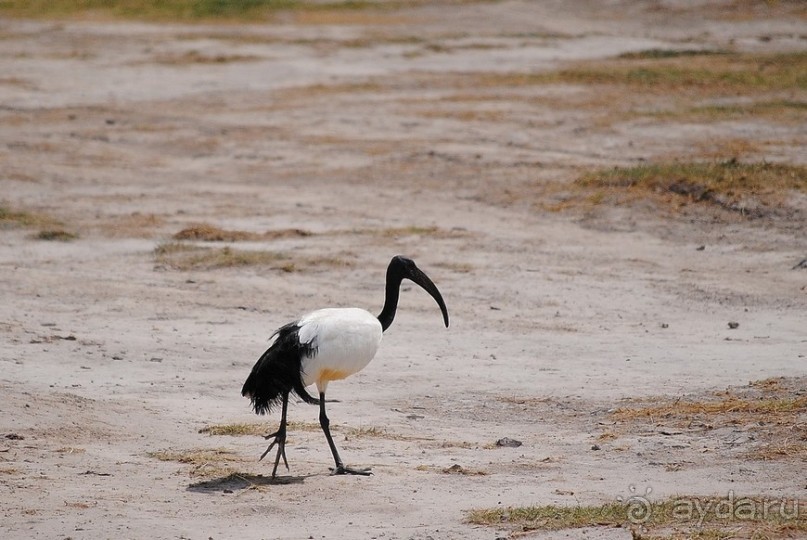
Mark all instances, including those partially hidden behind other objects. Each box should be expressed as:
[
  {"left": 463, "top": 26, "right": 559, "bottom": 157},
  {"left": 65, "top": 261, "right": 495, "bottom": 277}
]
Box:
[{"left": 241, "top": 255, "right": 450, "bottom": 476}]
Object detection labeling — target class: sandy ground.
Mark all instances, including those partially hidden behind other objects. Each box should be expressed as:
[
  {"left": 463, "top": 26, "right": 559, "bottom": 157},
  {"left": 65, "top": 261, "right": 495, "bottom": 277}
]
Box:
[{"left": 1, "top": 1, "right": 806, "bottom": 539}]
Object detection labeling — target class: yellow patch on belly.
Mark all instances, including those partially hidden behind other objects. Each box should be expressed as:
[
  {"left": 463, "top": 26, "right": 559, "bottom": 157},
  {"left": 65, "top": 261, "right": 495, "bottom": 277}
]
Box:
[{"left": 317, "top": 368, "right": 350, "bottom": 383}]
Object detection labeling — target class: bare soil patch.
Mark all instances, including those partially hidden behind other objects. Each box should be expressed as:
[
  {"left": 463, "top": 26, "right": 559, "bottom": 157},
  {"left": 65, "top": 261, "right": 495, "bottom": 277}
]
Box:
[{"left": 1, "top": 1, "right": 806, "bottom": 539}]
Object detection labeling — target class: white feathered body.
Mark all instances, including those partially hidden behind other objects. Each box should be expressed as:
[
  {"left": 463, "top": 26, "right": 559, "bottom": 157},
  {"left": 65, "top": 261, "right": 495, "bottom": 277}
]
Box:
[{"left": 297, "top": 308, "right": 383, "bottom": 392}]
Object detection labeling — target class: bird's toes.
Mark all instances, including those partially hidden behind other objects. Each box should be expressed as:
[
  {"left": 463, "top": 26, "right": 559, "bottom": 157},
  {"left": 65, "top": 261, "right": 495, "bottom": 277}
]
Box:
[{"left": 330, "top": 466, "right": 372, "bottom": 476}]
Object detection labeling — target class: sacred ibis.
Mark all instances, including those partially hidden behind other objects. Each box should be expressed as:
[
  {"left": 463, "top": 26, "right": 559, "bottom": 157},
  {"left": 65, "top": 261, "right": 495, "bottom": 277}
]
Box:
[{"left": 241, "top": 255, "right": 449, "bottom": 476}]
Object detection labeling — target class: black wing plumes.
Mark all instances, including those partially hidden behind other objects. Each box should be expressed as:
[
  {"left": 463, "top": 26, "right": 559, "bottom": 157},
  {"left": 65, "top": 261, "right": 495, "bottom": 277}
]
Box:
[{"left": 241, "top": 322, "right": 319, "bottom": 415}]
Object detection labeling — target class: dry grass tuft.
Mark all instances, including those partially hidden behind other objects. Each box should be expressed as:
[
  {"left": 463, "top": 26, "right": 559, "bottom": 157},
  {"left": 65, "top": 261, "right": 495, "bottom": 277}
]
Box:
[
  {"left": 611, "top": 395, "right": 807, "bottom": 422},
  {"left": 468, "top": 501, "right": 631, "bottom": 530},
  {"left": 149, "top": 51, "right": 262, "bottom": 65},
  {"left": 173, "top": 224, "right": 312, "bottom": 242},
  {"left": 33, "top": 229, "right": 78, "bottom": 241},
  {"left": 199, "top": 421, "right": 322, "bottom": 436},
  {"left": 154, "top": 243, "right": 288, "bottom": 271},
  {"left": 0, "top": 0, "right": 450, "bottom": 22},
  {"left": 747, "top": 442, "right": 807, "bottom": 462},
  {"left": 573, "top": 160, "right": 807, "bottom": 219},
  {"left": 199, "top": 421, "right": 425, "bottom": 443},
  {"left": 99, "top": 212, "right": 165, "bottom": 238},
  {"left": 617, "top": 49, "right": 730, "bottom": 60},
  {"left": 148, "top": 447, "right": 247, "bottom": 479},
  {"left": 198, "top": 423, "right": 268, "bottom": 436},
  {"left": 482, "top": 51, "right": 807, "bottom": 95},
  {"left": 173, "top": 225, "right": 261, "bottom": 242},
  {"left": 654, "top": 99, "right": 807, "bottom": 124},
  {"left": 468, "top": 496, "right": 807, "bottom": 538},
  {"left": 457, "top": 51, "right": 806, "bottom": 131},
  {"left": 341, "top": 425, "right": 429, "bottom": 442},
  {"left": 610, "top": 377, "right": 807, "bottom": 463},
  {"left": 0, "top": 205, "right": 60, "bottom": 230},
  {"left": 154, "top": 241, "right": 353, "bottom": 272},
  {"left": 371, "top": 225, "right": 471, "bottom": 239},
  {"left": 148, "top": 447, "right": 238, "bottom": 465}
]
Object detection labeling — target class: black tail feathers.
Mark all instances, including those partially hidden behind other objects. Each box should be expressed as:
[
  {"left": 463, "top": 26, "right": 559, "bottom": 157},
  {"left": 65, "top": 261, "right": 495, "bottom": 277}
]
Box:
[{"left": 241, "top": 323, "right": 319, "bottom": 415}]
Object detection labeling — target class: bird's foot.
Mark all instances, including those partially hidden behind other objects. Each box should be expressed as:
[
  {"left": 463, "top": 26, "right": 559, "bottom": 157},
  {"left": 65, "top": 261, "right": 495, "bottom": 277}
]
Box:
[
  {"left": 259, "top": 428, "right": 288, "bottom": 478},
  {"left": 330, "top": 465, "right": 372, "bottom": 476}
]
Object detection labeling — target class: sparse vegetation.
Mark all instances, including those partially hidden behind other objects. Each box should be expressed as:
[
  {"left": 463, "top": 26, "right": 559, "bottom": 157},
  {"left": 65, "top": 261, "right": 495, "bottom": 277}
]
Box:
[
  {"left": 468, "top": 496, "right": 807, "bottom": 538},
  {"left": 154, "top": 242, "right": 296, "bottom": 271},
  {"left": 657, "top": 99, "right": 807, "bottom": 123},
  {"left": 573, "top": 160, "right": 807, "bottom": 218},
  {"left": 149, "top": 51, "right": 262, "bottom": 65},
  {"left": 98, "top": 212, "right": 164, "bottom": 238},
  {"left": 199, "top": 421, "right": 425, "bottom": 442},
  {"left": 485, "top": 52, "right": 807, "bottom": 94},
  {"left": 617, "top": 49, "right": 730, "bottom": 60},
  {"left": 612, "top": 395, "right": 807, "bottom": 421},
  {"left": 199, "top": 421, "right": 321, "bottom": 436},
  {"left": 33, "top": 229, "right": 78, "bottom": 241},
  {"left": 609, "top": 378, "right": 807, "bottom": 463},
  {"left": 468, "top": 501, "right": 635, "bottom": 530},
  {"left": 199, "top": 423, "right": 269, "bottom": 436},
  {"left": 0, "top": 205, "right": 59, "bottom": 230},
  {"left": 148, "top": 447, "right": 245, "bottom": 478},
  {"left": 148, "top": 448, "right": 237, "bottom": 465},
  {"left": 452, "top": 51, "right": 806, "bottom": 137},
  {"left": 0, "top": 0, "right": 420, "bottom": 21},
  {"left": 371, "top": 225, "right": 471, "bottom": 239},
  {"left": 173, "top": 224, "right": 312, "bottom": 242}
]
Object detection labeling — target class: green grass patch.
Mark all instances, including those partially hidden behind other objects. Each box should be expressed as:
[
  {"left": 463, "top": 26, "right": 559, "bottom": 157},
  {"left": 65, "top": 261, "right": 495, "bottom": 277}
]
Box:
[
  {"left": 468, "top": 496, "right": 806, "bottom": 538},
  {"left": 0, "top": 0, "right": 401, "bottom": 21}
]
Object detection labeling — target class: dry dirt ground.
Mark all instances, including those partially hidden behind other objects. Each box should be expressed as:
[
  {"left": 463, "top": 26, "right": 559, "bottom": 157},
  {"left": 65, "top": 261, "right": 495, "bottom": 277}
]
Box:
[{"left": 1, "top": 1, "right": 806, "bottom": 539}]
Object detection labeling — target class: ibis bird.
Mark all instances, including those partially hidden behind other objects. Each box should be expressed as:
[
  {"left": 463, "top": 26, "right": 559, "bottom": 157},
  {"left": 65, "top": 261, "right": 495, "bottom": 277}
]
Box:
[{"left": 241, "top": 255, "right": 449, "bottom": 476}]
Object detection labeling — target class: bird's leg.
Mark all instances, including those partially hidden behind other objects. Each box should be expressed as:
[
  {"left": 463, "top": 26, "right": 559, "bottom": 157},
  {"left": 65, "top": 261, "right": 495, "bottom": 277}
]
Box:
[
  {"left": 318, "top": 392, "right": 372, "bottom": 476},
  {"left": 260, "top": 392, "right": 289, "bottom": 478}
]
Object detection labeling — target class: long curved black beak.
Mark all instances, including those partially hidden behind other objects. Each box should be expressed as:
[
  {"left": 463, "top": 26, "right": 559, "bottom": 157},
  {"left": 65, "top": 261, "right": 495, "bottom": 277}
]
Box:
[{"left": 407, "top": 266, "right": 450, "bottom": 328}]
